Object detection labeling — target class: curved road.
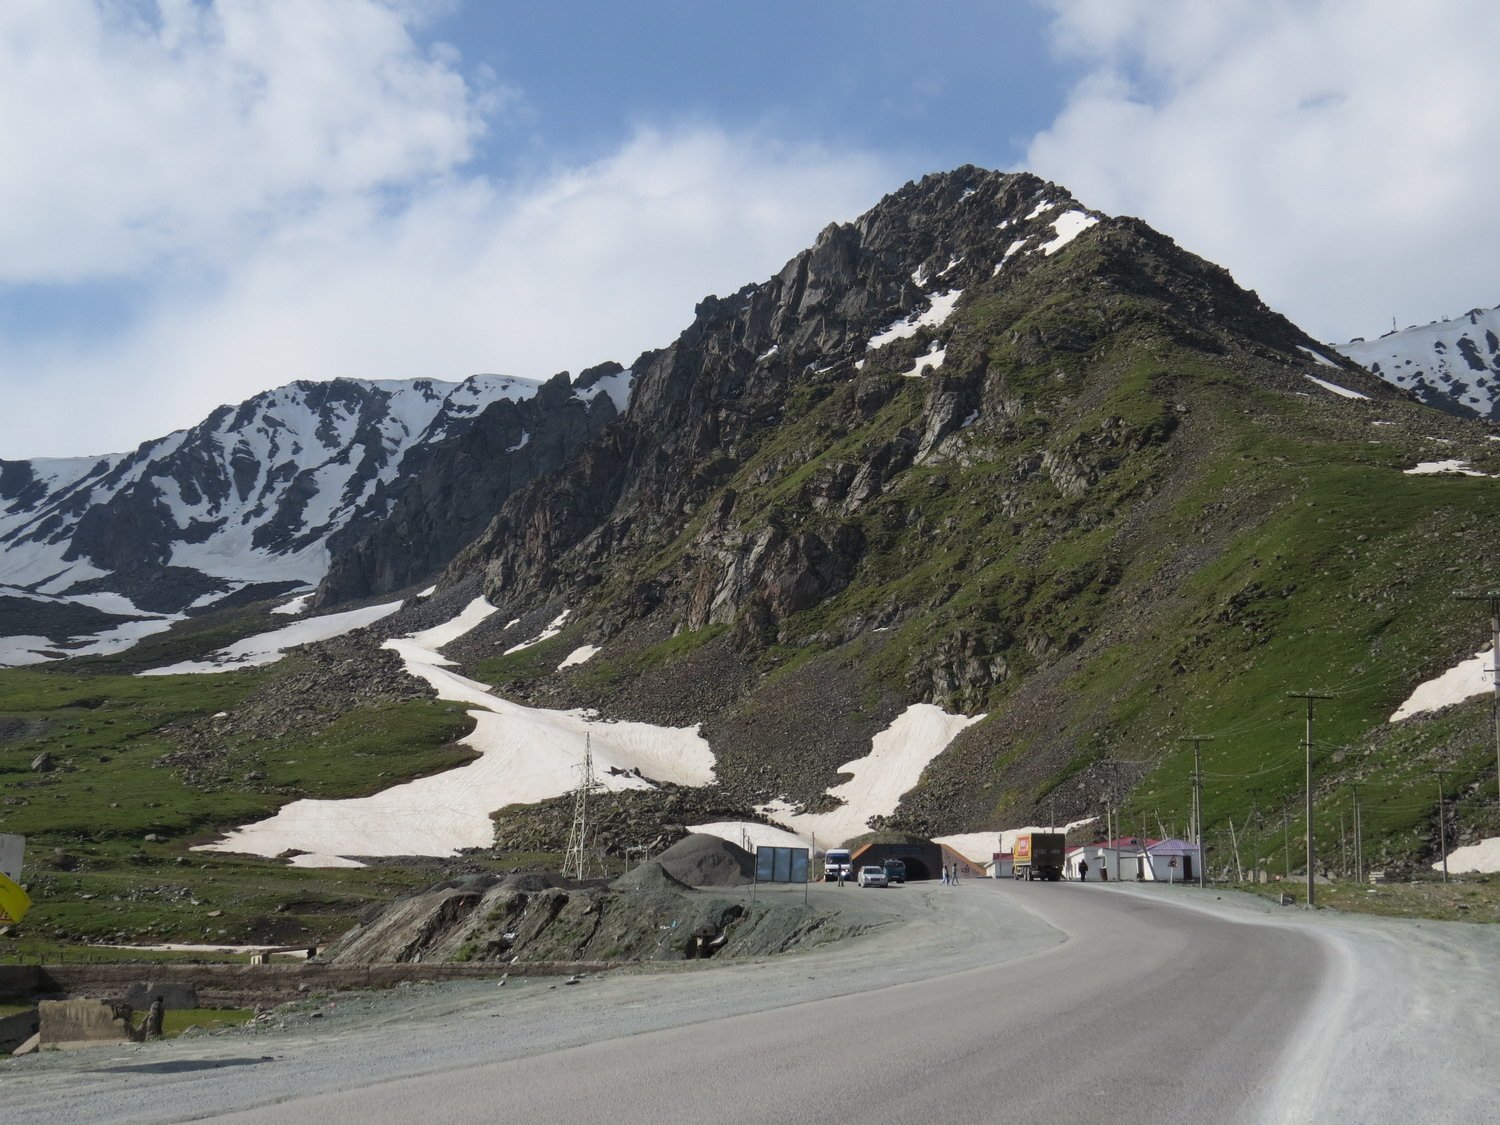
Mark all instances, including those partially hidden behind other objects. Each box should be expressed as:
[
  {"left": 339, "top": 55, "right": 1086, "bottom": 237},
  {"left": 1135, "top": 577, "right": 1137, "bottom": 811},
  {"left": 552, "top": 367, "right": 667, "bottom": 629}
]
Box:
[
  {"left": 233, "top": 883, "right": 1324, "bottom": 1124},
  {"left": 8, "top": 880, "right": 1358, "bottom": 1124}
]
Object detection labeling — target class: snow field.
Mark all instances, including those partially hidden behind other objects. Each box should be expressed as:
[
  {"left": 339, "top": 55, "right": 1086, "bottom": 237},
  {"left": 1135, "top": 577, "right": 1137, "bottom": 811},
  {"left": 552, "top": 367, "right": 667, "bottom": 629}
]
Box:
[
  {"left": 1305, "top": 374, "right": 1370, "bottom": 400},
  {"left": 688, "top": 821, "right": 814, "bottom": 852},
  {"left": 198, "top": 601, "right": 714, "bottom": 862},
  {"left": 865, "top": 289, "right": 963, "bottom": 352},
  {"left": 759, "top": 704, "right": 985, "bottom": 844},
  {"left": 1039, "top": 210, "right": 1098, "bottom": 255},
  {"left": 272, "top": 593, "right": 313, "bottom": 616},
  {"left": 139, "top": 600, "right": 403, "bottom": 675},
  {"left": 1298, "top": 345, "right": 1341, "bottom": 369},
  {"left": 557, "top": 645, "right": 600, "bottom": 669},
  {"left": 900, "top": 344, "right": 946, "bottom": 378},
  {"left": 0, "top": 586, "right": 185, "bottom": 667},
  {"left": 1403, "top": 459, "right": 1487, "bottom": 476},
  {"left": 504, "top": 610, "right": 570, "bottom": 654},
  {"left": 1390, "top": 644, "right": 1496, "bottom": 721},
  {"left": 1435, "top": 837, "right": 1500, "bottom": 875},
  {"left": 199, "top": 601, "right": 993, "bottom": 863}
]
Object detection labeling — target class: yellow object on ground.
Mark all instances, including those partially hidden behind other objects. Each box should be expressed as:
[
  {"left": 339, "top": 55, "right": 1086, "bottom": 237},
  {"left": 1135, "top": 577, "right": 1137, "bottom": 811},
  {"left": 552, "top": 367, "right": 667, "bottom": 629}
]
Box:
[{"left": 0, "top": 871, "right": 31, "bottom": 923}]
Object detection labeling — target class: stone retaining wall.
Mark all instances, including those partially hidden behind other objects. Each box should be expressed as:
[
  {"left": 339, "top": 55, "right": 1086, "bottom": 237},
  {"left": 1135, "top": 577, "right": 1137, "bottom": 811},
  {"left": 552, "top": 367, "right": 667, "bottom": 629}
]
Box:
[{"left": 4, "top": 961, "right": 624, "bottom": 1009}]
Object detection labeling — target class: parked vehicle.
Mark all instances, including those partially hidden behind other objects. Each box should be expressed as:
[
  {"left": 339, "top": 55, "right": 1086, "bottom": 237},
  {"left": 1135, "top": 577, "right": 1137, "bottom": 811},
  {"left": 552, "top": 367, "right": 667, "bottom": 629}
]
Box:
[
  {"left": 1012, "top": 832, "right": 1065, "bottom": 881},
  {"left": 823, "top": 848, "right": 853, "bottom": 882},
  {"left": 882, "top": 858, "right": 907, "bottom": 884},
  {"left": 857, "top": 865, "right": 889, "bottom": 888}
]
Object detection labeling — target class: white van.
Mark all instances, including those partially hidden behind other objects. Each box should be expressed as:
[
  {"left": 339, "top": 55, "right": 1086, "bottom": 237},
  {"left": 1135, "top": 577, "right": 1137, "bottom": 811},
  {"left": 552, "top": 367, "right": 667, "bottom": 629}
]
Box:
[{"left": 822, "top": 848, "right": 852, "bottom": 881}]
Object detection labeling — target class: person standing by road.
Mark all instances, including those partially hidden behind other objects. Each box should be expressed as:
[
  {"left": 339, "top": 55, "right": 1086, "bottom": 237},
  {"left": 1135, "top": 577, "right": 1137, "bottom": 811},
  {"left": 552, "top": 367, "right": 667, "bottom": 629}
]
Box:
[{"left": 1079, "top": 859, "right": 1089, "bottom": 882}]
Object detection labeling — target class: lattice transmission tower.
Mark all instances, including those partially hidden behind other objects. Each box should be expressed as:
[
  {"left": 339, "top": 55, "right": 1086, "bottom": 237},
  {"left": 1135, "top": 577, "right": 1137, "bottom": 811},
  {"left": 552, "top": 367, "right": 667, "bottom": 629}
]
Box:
[{"left": 563, "top": 733, "right": 599, "bottom": 880}]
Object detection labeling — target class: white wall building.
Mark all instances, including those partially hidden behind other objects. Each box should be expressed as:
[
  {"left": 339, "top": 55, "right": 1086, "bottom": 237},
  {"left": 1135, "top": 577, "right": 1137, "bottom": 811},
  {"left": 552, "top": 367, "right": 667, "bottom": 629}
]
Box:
[{"left": 1066, "top": 838, "right": 1202, "bottom": 883}]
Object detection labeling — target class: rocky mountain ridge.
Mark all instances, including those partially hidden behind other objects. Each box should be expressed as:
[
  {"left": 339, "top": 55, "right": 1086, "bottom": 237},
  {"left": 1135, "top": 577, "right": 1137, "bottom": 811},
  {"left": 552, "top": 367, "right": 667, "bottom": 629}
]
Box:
[
  {"left": 449, "top": 167, "right": 1397, "bottom": 644},
  {"left": 6, "top": 165, "right": 1499, "bottom": 873},
  {"left": 0, "top": 371, "right": 623, "bottom": 665},
  {"left": 396, "top": 166, "right": 1499, "bottom": 844}
]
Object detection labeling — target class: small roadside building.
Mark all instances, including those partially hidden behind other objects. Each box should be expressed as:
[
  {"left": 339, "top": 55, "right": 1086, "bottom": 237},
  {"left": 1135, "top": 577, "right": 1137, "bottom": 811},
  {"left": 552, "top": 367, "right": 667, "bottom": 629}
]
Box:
[{"left": 1065, "top": 838, "right": 1202, "bottom": 883}]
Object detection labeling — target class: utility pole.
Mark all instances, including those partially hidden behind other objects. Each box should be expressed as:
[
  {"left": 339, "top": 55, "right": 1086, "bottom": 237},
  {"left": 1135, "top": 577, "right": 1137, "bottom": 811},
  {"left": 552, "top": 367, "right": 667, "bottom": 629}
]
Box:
[
  {"left": 1350, "top": 785, "right": 1363, "bottom": 884},
  {"left": 1456, "top": 591, "right": 1500, "bottom": 803},
  {"left": 1344, "top": 816, "right": 1356, "bottom": 888},
  {"left": 1282, "top": 799, "right": 1291, "bottom": 880},
  {"left": 1228, "top": 817, "right": 1244, "bottom": 882},
  {"left": 1181, "top": 735, "right": 1213, "bottom": 889},
  {"left": 1289, "top": 691, "right": 1334, "bottom": 906},
  {"left": 1437, "top": 768, "right": 1449, "bottom": 884}
]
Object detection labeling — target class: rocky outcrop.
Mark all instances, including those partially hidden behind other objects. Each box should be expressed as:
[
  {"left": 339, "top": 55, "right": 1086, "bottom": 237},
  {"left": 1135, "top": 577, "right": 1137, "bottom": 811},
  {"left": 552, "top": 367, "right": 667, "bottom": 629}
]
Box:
[
  {"left": 0, "top": 374, "right": 583, "bottom": 641},
  {"left": 315, "top": 367, "right": 622, "bottom": 605},
  {"left": 446, "top": 165, "right": 1382, "bottom": 648}
]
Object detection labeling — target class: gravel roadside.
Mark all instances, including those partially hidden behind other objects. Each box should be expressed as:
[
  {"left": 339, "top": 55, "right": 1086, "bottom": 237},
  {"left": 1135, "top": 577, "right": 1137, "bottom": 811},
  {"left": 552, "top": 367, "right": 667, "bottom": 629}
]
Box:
[{"left": 5, "top": 879, "right": 1498, "bottom": 1123}]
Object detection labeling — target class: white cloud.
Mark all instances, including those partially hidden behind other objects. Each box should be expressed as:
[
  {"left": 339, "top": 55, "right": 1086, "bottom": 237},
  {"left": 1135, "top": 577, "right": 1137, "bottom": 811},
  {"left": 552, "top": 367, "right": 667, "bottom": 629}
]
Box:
[
  {"left": 0, "top": 4, "right": 891, "bottom": 458},
  {"left": 0, "top": 0, "right": 486, "bottom": 281},
  {"left": 0, "top": 125, "right": 889, "bottom": 457},
  {"left": 1028, "top": 0, "right": 1500, "bottom": 344}
]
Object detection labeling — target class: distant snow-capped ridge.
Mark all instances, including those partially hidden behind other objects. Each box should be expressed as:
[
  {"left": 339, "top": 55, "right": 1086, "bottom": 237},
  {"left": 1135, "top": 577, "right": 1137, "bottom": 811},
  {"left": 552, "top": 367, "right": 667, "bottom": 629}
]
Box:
[
  {"left": 1334, "top": 306, "right": 1500, "bottom": 421},
  {"left": 0, "top": 369, "right": 630, "bottom": 665}
]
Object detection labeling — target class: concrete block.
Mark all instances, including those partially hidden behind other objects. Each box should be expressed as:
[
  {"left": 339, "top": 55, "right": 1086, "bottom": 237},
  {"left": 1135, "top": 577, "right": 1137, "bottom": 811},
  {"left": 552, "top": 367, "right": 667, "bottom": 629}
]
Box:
[{"left": 39, "top": 998, "right": 134, "bottom": 1048}]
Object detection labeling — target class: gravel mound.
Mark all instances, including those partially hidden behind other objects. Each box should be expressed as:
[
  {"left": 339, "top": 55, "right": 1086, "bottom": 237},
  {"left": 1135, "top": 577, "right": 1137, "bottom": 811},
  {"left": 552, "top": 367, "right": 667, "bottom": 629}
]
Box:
[
  {"left": 651, "top": 833, "right": 755, "bottom": 887},
  {"left": 610, "top": 860, "right": 693, "bottom": 892}
]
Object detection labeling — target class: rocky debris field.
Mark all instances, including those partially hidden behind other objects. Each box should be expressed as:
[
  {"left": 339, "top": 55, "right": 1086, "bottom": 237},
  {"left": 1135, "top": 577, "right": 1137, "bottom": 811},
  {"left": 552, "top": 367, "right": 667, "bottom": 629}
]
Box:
[{"left": 327, "top": 836, "right": 869, "bottom": 966}]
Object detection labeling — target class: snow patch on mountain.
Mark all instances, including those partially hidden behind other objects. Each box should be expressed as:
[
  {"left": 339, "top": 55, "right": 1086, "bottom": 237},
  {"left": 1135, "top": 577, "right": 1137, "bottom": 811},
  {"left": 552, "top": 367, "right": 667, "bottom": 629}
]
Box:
[
  {"left": 0, "top": 636, "right": 61, "bottom": 667},
  {"left": 1305, "top": 374, "right": 1370, "bottom": 401},
  {"left": 1335, "top": 306, "right": 1500, "bottom": 420},
  {"left": 1404, "top": 460, "right": 1487, "bottom": 477},
  {"left": 1298, "top": 345, "right": 1340, "bottom": 369},
  {"left": 558, "top": 644, "right": 600, "bottom": 670},
  {"left": 139, "top": 600, "right": 402, "bottom": 675},
  {"left": 574, "top": 367, "right": 634, "bottom": 414},
  {"left": 197, "top": 599, "right": 713, "bottom": 861},
  {"left": 1040, "top": 210, "right": 1099, "bottom": 255},
  {"left": 1436, "top": 837, "right": 1500, "bottom": 875},
  {"left": 866, "top": 290, "right": 963, "bottom": 351},
  {"left": 504, "top": 610, "right": 570, "bottom": 654},
  {"left": 689, "top": 821, "right": 814, "bottom": 851},
  {"left": 759, "top": 704, "right": 985, "bottom": 845},
  {"left": 900, "top": 344, "right": 946, "bottom": 379},
  {"left": 1390, "top": 644, "right": 1495, "bottom": 721}
]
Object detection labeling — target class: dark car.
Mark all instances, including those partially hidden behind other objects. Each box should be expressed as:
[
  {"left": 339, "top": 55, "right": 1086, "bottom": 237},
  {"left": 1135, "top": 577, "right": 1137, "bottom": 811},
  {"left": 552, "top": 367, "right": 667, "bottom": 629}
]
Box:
[{"left": 882, "top": 859, "right": 907, "bottom": 884}]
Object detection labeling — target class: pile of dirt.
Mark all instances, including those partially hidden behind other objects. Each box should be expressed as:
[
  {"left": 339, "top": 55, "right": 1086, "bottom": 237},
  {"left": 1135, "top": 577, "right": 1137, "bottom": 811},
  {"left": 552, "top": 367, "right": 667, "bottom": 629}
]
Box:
[
  {"left": 647, "top": 833, "right": 755, "bottom": 888},
  {"left": 610, "top": 861, "right": 692, "bottom": 892}
]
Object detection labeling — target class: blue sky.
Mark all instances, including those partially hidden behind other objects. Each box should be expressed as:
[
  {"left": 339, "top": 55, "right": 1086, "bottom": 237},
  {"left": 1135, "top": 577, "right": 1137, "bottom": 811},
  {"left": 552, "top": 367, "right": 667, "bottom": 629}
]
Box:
[
  {"left": 426, "top": 2, "right": 1071, "bottom": 175},
  {"left": 1, "top": 1, "right": 1497, "bottom": 458}
]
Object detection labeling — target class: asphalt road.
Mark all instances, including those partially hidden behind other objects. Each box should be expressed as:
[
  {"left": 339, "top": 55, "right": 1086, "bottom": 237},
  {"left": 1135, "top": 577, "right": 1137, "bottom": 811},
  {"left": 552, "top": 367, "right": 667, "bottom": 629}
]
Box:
[
  {"left": 7, "top": 879, "right": 1345, "bottom": 1124},
  {"left": 218, "top": 882, "right": 1324, "bottom": 1125}
]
